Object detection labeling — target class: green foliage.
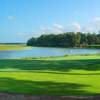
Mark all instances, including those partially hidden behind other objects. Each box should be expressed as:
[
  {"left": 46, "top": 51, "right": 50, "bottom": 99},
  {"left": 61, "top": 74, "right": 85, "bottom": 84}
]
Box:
[
  {"left": 27, "top": 37, "right": 36, "bottom": 46},
  {"left": 27, "top": 32, "right": 100, "bottom": 48},
  {"left": 74, "top": 32, "right": 81, "bottom": 47},
  {"left": 87, "top": 45, "right": 100, "bottom": 49}
]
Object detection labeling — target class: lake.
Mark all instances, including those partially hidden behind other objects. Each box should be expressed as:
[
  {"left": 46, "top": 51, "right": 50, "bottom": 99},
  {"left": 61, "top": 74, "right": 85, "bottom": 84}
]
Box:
[{"left": 0, "top": 47, "right": 100, "bottom": 59}]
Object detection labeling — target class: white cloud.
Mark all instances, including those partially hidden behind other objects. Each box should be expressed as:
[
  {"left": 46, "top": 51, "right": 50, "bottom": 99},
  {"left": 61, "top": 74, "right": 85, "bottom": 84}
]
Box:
[
  {"left": 93, "top": 17, "right": 100, "bottom": 22},
  {"left": 92, "top": 17, "right": 100, "bottom": 31},
  {"left": 52, "top": 28, "right": 64, "bottom": 33},
  {"left": 16, "top": 32, "right": 34, "bottom": 40},
  {"left": 53, "top": 23, "right": 64, "bottom": 29},
  {"left": 53, "top": 23, "right": 65, "bottom": 33},
  {"left": 37, "top": 17, "right": 100, "bottom": 34},
  {"left": 8, "top": 16, "right": 16, "bottom": 20},
  {"left": 67, "top": 22, "right": 81, "bottom": 32},
  {"left": 40, "top": 27, "right": 53, "bottom": 34},
  {"left": 40, "top": 22, "right": 81, "bottom": 34},
  {"left": 40, "top": 23, "right": 65, "bottom": 34},
  {"left": 82, "top": 26, "right": 93, "bottom": 33},
  {"left": 82, "top": 17, "right": 100, "bottom": 33}
]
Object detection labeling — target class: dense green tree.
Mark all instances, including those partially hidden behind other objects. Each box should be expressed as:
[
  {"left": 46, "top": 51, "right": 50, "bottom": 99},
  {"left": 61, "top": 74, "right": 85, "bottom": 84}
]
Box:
[
  {"left": 27, "top": 32, "right": 100, "bottom": 48},
  {"left": 74, "top": 32, "right": 81, "bottom": 47},
  {"left": 80, "top": 33, "right": 88, "bottom": 47},
  {"left": 27, "top": 37, "right": 36, "bottom": 46}
]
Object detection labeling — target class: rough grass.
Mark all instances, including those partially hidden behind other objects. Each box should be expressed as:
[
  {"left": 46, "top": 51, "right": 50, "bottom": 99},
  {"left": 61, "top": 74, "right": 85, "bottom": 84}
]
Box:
[{"left": 0, "top": 55, "right": 100, "bottom": 96}]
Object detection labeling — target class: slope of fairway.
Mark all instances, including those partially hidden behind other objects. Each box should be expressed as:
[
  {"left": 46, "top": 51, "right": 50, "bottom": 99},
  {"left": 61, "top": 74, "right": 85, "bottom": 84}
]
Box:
[{"left": 0, "top": 55, "right": 100, "bottom": 96}]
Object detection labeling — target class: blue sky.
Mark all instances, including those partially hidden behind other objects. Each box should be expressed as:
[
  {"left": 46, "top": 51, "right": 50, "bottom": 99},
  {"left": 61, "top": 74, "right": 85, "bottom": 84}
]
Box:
[{"left": 0, "top": 0, "right": 100, "bottom": 42}]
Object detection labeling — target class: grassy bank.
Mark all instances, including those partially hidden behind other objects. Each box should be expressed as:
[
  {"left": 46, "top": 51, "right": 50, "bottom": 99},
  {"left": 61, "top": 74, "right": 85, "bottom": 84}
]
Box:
[
  {"left": 87, "top": 45, "right": 100, "bottom": 49},
  {"left": 0, "top": 44, "right": 30, "bottom": 50},
  {"left": 0, "top": 55, "right": 100, "bottom": 95}
]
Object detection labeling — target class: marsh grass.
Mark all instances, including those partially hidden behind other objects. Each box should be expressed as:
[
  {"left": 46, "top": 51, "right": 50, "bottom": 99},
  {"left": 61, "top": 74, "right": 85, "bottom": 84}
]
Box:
[{"left": 0, "top": 44, "right": 31, "bottom": 50}]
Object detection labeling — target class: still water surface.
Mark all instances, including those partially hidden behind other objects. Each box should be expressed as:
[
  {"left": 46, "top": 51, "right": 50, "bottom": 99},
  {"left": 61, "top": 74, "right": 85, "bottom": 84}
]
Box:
[{"left": 0, "top": 47, "right": 100, "bottom": 59}]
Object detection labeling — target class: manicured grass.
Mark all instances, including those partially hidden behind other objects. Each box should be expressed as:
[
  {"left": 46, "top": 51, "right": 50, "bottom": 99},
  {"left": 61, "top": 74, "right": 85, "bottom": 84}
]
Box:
[
  {"left": 0, "top": 55, "right": 100, "bottom": 95},
  {"left": 0, "top": 44, "right": 30, "bottom": 50}
]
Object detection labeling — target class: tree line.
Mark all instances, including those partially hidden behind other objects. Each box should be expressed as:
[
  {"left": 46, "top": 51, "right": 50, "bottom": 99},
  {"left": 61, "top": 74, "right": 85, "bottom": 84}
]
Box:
[{"left": 27, "top": 32, "right": 100, "bottom": 48}]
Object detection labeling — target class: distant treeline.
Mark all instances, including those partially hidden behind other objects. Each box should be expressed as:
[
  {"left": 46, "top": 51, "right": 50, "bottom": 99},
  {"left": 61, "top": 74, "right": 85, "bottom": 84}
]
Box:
[{"left": 27, "top": 32, "right": 100, "bottom": 48}]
